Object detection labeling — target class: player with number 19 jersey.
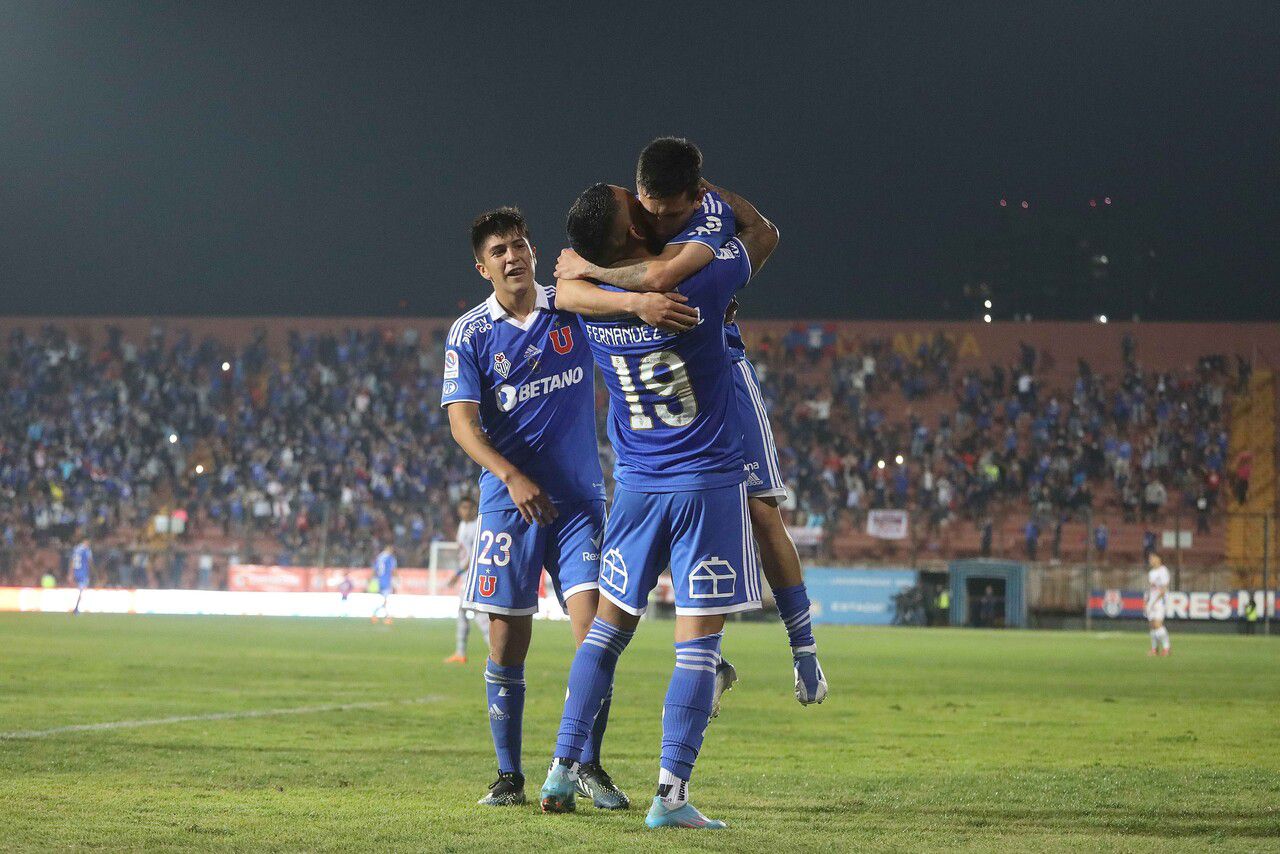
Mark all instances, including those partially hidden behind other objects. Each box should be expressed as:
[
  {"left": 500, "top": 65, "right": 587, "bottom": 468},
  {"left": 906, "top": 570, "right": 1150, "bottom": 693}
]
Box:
[
  {"left": 441, "top": 283, "right": 606, "bottom": 615},
  {"left": 578, "top": 238, "right": 762, "bottom": 616}
]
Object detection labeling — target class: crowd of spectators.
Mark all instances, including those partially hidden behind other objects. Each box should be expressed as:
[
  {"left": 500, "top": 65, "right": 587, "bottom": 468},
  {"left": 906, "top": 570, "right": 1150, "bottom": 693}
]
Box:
[
  {"left": 0, "top": 321, "right": 1251, "bottom": 582},
  {"left": 750, "top": 327, "right": 1242, "bottom": 548},
  {"left": 0, "top": 323, "right": 474, "bottom": 577}
]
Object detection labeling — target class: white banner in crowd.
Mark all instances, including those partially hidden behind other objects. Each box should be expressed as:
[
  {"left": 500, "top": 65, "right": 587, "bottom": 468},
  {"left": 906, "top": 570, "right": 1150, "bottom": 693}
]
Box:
[{"left": 866, "top": 509, "right": 909, "bottom": 540}]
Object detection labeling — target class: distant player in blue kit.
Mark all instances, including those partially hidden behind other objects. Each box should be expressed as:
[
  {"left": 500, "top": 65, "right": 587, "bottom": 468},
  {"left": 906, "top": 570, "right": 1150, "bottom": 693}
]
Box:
[
  {"left": 442, "top": 207, "right": 694, "bottom": 809},
  {"left": 540, "top": 180, "right": 780, "bottom": 829},
  {"left": 371, "top": 545, "right": 396, "bottom": 625},
  {"left": 556, "top": 137, "right": 826, "bottom": 708},
  {"left": 69, "top": 538, "right": 92, "bottom": 615}
]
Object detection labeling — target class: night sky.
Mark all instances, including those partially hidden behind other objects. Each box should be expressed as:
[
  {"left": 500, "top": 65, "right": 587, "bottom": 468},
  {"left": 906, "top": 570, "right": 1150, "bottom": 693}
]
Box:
[{"left": 2, "top": 2, "right": 1277, "bottom": 320}]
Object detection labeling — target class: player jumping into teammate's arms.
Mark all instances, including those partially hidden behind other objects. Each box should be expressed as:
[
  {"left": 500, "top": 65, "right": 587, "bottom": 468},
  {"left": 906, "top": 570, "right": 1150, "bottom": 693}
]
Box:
[
  {"left": 445, "top": 496, "right": 490, "bottom": 663},
  {"left": 540, "top": 181, "right": 779, "bottom": 829},
  {"left": 555, "top": 137, "right": 826, "bottom": 706},
  {"left": 442, "top": 208, "right": 696, "bottom": 808},
  {"left": 1145, "top": 552, "right": 1171, "bottom": 656}
]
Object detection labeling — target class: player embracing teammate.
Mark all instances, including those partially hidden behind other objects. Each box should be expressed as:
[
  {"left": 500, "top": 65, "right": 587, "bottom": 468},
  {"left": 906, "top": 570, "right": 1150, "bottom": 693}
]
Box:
[
  {"left": 539, "top": 139, "right": 818, "bottom": 829},
  {"left": 442, "top": 138, "right": 826, "bottom": 829},
  {"left": 556, "top": 138, "right": 827, "bottom": 707}
]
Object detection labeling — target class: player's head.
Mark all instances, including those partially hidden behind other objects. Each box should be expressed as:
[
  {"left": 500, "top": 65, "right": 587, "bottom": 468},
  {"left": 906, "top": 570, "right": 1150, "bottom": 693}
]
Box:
[
  {"left": 635, "top": 136, "right": 706, "bottom": 242},
  {"left": 565, "top": 183, "right": 648, "bottom": 267},
  {"left": 1147, "top": 552, "right": 1161, "bottom": 568},
  {"left": 458, "top": 496, "right": 476, "bottom": 521},
  {"left": 470, "top": 206, "right": 536, "bottom": 292},
  {"left": 383, "top": 544, "right": 395, "bottom": 555}
]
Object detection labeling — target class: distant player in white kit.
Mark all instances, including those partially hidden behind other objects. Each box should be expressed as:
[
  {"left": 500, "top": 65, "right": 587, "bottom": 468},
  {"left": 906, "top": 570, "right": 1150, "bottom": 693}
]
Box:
[
  {"left": 446, "top": 496, "right": 490, "bottom": 664},
  {"left": 1145, "top": 552, "right": 1171, "bottom": 656}
]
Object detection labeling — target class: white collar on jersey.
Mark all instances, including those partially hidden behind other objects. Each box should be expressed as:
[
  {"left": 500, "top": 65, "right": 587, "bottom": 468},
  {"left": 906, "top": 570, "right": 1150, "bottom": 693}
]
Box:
[{"left": 485, "top": 282, "right": 551, "bottom": 331}]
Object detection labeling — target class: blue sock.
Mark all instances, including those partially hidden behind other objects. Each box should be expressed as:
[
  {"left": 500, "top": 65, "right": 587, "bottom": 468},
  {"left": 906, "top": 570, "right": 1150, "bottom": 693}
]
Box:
[
  {"left": 774, "top": 584, "right": 816, "bottom": 653},
  {"left": 579, "top": 686, "right": 613, "bottom": 766},
  {"left": 660, "top": 633, "right": 722, "bottom": 780},
  {"left": 555, "top": 619, "right": 633, "bottom": 762},
  {"left": 484, "top": 659, "right": 525, "bottom": 775}
]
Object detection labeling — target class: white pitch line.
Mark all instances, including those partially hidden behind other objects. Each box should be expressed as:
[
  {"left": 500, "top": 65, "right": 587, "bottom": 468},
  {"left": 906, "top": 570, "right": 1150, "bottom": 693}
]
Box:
[{"left": 0, "top": 696, "right": 441, "bottom": 740}]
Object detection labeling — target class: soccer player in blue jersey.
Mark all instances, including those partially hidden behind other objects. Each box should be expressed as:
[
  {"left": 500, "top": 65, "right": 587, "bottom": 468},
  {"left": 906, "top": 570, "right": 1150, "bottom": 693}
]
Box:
[
  {"left": 69, "top": 538, "right": 92, "bottom": 615},
  {"left": 372, "top": 545, "right": 396, "bottom": 624},
  {"left": 539, "top": 182, "right": 779, "bottom": 829},
  {"left": 442, "top": 207, "right": 697, "bottom": 809},
  {"left": 555, "top": 137, "right": 826, "bottom": 707}
]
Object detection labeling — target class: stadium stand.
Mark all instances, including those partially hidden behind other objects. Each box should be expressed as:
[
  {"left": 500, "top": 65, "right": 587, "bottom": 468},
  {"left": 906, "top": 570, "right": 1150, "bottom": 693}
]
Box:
[{"left": 0, "top": 317, "right": 1275, "bottom": 587}]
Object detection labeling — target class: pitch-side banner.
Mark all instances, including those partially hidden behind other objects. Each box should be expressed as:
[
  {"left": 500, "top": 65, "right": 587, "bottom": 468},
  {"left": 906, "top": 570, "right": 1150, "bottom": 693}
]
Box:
[
  {"left": 1088, "top": 589, "right": 1277, "bottom": 620},
  {"left": 805, "top": 567, "right": 917, "bottom": 625},
  {"left": 228, "top": 565, "right": 442, "bottom": 595},
  {"left": 0, "top": 587, "right": 569, "bottom": 620},
  {"left": 866, "top": 509, "right": 909, "bottom": 540}
]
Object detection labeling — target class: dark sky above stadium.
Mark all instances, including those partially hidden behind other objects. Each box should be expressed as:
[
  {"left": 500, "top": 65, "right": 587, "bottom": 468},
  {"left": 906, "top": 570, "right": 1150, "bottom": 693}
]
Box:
[{"left": 2, "top": 2, "right": 1277, "bottom": 320}]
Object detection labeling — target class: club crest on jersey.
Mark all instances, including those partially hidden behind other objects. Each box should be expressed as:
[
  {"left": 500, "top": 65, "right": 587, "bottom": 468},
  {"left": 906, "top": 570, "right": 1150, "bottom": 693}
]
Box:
[
  {"left": 478, "top": 574, "right": 498, "bottom": 598},
  {"left": 549, "top": 326, "right": 574, "bottom": 354},
  {"left": 493, "top": 352, "right": 512, "bottom": 379}
]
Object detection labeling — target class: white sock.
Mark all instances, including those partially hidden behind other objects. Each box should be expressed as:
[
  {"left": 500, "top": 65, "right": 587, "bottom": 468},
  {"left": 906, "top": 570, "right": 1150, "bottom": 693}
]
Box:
[
  {"left": 1149, "top": 630, "right": 1158, "bottom": 650},
  {"left": 657, "top": 767, "right": 689, "bottom": 809},
  {"left": 1157, "top": 627, "right": 1170, "bottom": 650}
]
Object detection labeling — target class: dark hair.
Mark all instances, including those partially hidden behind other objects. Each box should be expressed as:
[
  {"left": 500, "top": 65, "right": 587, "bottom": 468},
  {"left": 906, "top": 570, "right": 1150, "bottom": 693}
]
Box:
[
  {"left": 470, "top": 206, "right": 528, "bottom": 256},
  {"left": 566, "top": 183, "right": 621, "bottom": 266},
  {"left": 636, "top": 136, "right": 702, "bottom": 199}
]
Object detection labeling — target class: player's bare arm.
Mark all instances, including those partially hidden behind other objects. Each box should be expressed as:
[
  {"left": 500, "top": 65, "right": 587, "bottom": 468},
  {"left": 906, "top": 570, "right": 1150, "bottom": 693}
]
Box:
[
  {"left": 704, "top": 181, "right": 780, "bottom": 275},
  {"left": 553, "top": 278, "right": 700, "bottom": 332},
  {"left": 446, "top": 401, "right": 558, "bottom": 525},
  {"left": 555, "top": 241, "right": 712, "bottom": 294}
]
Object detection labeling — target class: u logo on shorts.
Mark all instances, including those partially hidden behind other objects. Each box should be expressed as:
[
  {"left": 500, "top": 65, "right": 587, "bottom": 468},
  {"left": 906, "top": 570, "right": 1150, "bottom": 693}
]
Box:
[{"left": 478, "top": 575, "right": 498, "bottom": 597}]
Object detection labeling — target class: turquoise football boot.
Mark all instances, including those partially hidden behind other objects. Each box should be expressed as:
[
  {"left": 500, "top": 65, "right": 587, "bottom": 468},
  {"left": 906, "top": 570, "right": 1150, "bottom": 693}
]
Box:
[
  {"left": 644, "top": 797, "right": 727, "bottom": 829},
  {"left": 539, "top": 762, "right": 577, "bottom": 813}
]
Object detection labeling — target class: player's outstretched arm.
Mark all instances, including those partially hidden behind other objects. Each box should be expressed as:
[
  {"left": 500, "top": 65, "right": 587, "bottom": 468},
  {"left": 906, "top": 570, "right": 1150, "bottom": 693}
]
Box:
[
  {"left": 553, "top": 278, "right": 701, "bottom": 333},
  {"left": 446, "top": 402, "right": 558, "bottom": 525},
  {"left": 555, "top": 242, "right": 713, "bottom": 294},
  {"left": 704, "top": 181, "right": 780, "bottom": 276}
]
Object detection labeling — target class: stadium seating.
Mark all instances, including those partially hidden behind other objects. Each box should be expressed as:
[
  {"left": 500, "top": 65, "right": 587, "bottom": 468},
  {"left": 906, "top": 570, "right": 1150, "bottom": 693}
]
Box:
[{"left": 0, "top": 318, "right": 1272, "bottom": 586}]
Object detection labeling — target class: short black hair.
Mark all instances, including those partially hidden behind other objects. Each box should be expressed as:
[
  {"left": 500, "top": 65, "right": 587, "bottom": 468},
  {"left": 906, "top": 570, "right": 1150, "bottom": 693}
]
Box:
[
  {"left": 636, "top": 136, "right": 702, "bottom": 199},
  {"left": 566, "top": 183, "right": 621, "bottom": 267},
  {"left": 470, "top": 206, "right": 528, "bottom": 256}
]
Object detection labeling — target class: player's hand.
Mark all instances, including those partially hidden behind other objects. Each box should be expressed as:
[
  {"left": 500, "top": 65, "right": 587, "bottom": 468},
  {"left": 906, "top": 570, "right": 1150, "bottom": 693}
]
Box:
[
  {"left": 725, "top": 297, "right": 740, "bottom": 325},
  {"left": 555, "top": 248, "right": 594, "bottom": 282},
  {"left": 633, "top": 292, "right": 700, "bottom": 333},
  {"left": 505, "top": 471, "right": 559, "bottom": 525}
]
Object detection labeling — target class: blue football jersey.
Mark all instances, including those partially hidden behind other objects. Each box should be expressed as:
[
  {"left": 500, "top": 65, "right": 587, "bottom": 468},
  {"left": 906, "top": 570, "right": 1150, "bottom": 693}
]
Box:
[
  {"left": 580, "top": 238, "right": 752, "bottom": 492},
  {"left": 374, "top": 550, "right": 397, "bottom": 586},
  {"left": 441, "top": 283, "right": 605, "bottom": 512},
  {"left": 666, "top": 190, "right": 747, "bottom": 363},
  {"left": 71, "top": 544, "right": 92, "bottom": 581}
]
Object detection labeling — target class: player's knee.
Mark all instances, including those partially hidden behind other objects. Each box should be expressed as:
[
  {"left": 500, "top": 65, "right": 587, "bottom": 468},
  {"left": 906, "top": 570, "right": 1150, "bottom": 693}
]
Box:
[
  {"left": 675, "top": 614, "right": 726, "bottom": 642},
  {"left": 595, "top": 597, "right": 641, "bottom": 634},
  {"left": 487, "top": 613, "right": 532, "bottom": 665}
]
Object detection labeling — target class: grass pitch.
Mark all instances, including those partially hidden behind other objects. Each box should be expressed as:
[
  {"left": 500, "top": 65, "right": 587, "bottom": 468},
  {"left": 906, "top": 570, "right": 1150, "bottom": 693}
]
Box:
[{"left": 0, "top": 614, "right": 1277, "bottom": 852}]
